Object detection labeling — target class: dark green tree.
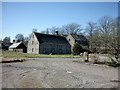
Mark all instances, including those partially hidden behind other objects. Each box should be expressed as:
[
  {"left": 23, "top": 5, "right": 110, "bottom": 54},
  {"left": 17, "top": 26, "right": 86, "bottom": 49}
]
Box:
[
  {"left": 72, "top": 42, "right": 83, "bottom": 55},
  {"left": 3, "top": 37, "right": 11, "bottom": 43}
]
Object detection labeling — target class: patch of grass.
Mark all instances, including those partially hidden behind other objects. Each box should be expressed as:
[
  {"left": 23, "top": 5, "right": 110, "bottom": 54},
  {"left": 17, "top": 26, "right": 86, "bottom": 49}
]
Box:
[{"left": 2, "top": 50, "right": 74, "bottom": 59}]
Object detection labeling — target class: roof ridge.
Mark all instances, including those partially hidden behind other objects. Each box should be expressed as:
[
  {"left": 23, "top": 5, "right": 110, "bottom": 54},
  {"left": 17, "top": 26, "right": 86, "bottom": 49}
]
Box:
[
  {"left": 33, "top": 32, "right": 70, "bottom": 44},
  {"left": 9, "top": 42, "right": 22, "bottom": 49},
  {"left": 34, "top": 32, "right": 65, "bottom": 37}
]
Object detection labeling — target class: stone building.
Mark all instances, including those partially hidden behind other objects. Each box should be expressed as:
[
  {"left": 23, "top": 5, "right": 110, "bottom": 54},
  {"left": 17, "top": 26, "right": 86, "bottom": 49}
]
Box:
[
  {"left": 66, "top": 34, "right": 89, "bottom": 51},
  {"left": 9, "top": 42, "right": 27, "bottom": 53},
  {"left": 27, "top": 32, "right": 71, "bottom": 54}
]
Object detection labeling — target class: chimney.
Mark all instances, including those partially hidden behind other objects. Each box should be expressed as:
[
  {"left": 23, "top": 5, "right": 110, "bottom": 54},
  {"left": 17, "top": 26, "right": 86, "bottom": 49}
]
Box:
[
  {"left": 13, "top": 40, "right": 15, "bottom": 43},
  {"left": 56, "top": 31, "right": 58, "bottom": 35}
]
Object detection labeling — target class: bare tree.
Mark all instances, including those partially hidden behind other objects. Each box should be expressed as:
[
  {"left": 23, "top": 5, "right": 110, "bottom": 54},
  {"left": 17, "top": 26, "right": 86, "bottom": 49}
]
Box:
[
  {"left": 24, "top": 36, "right": 29, "bottom": 46},
  {"left": 15, "top": 34, "right": 24, "bottom": 42},
  {"left": 49, "top": 27, "right": 58, "bottom": 35},
  {"left": 46, "top": 28, "right": 50, "bottom": 34},
  {"left": 110, "top": 17, "right": 120, "bottom": 53},
  {"left": 39, "top": 23, "right": 82, "bottom": 36},
  {"left": 86, "top": 22, "right": 97, "bottom": 36},
  {"left": 85, "top": 22, "right": 97, "bottom": 52},
  {"left": 32, "top": 28, "right": 37, "bottom": 32},
  {"left": 63, "top": 23, "right": 82, "bottom": 35},
  {"left": 41, "top": 31, "right": 46, "bottom": 34},
  {"left": 41, "top": 28, "right": 50, "bottom": 34},
  {"left": 98, "top": 16, "right": 113, "bottom": 53},
  {"left": 49, "top": 26, "right": 67, "bottom": 35}
]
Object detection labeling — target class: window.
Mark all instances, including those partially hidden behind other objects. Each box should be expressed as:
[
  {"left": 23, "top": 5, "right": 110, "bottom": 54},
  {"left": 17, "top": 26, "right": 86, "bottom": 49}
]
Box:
[
  {"left": 75, "top": 40, "right": 77, "bottom": 43},
  {"left": 69, "top": 39, "right": 70, "bottom": 42},
  {"left": 32, "top": 35, "right": 34, "bottom": 38},
  {"left": 32, "top": 48, "right": 33, "bottom": 52},
  {"left": 32, "top": 41, "right": 34, "bottom": 45}
]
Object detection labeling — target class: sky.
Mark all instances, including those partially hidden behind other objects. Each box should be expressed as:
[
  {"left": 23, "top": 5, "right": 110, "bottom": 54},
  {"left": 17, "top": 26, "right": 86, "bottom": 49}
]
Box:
[{"left": 2, "top": 2, "right": 118, "bottom": 41}]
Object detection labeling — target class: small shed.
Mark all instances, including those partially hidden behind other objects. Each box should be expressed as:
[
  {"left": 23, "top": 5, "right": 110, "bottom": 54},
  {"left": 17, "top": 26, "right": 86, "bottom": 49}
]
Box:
[{"left": 9, "top": 42, "right": 27, "bottom": 53}]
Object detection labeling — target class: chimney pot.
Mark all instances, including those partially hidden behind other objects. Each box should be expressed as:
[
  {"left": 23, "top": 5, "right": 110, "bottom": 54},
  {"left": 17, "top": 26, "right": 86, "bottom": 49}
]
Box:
[{"left": 56, "top": 31, "right": 58, "bottom": 35}]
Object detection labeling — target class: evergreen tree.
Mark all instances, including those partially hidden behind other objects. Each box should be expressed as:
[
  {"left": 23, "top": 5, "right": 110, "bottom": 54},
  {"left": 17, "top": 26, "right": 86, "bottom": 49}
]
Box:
[{"left": 73, "top": 42, "right": 83, "bottom": 55}]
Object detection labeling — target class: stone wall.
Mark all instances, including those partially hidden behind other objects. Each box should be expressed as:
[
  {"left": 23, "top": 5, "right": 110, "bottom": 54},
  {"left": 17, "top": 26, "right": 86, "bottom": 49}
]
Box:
[
  {"left": 27, "top": 33, "right": 39, "bottom": 54},
  {"left": 66, "top": 34, "right": 75, "bottom": 51}
]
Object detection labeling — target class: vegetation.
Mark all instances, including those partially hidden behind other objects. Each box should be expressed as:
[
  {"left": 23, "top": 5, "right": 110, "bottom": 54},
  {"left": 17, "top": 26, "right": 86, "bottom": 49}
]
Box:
[
  {"left": 2, "top": 51, "right": 74, "bottom": 59},
  {"left": 40, "top": 16, "right": 120, "bottom": 54},
  {"left": 106, "top": 54, "right": 120, "bottom": 67},
  {"left": 2, "top": 16, "right": 120, "bottom": 54},
  {"left": 3, "top": 37, "right": 11, "bottom": 43},
  {"left": 86, "top": 16, "right": 120, "bottom": 54},
  {"left": 41, "top": 23, "right": 82, "bottom": 35},
  {"left": 72, "top": 43, "right": 83, "bottom": 55}
]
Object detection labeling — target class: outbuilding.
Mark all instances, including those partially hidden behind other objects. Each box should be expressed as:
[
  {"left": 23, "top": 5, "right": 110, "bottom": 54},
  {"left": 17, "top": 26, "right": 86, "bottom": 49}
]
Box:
[{"left": 9, "top": 42, "right": 27, "bottom": 53}]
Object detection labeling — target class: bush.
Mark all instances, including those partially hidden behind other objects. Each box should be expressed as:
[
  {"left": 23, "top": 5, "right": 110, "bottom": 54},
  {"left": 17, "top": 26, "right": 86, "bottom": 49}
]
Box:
[
  {"left": 106, "top": 54, "right": 120, "bottom": 67},
  {"left": 72, "top": 42, "right": 83, "bottom": 55}
]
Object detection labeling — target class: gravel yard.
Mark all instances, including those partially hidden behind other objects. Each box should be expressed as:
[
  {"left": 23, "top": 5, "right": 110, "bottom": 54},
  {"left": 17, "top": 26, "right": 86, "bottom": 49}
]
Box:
[{"left": 2, "top": 58, "right": 119, "bottom": 88}]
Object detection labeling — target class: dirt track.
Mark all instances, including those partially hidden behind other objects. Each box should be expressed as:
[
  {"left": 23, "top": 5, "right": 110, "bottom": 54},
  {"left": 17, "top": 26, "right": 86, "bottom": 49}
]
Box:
[{"left": 2, "top": 58, "right": 119, "bottom": 88}]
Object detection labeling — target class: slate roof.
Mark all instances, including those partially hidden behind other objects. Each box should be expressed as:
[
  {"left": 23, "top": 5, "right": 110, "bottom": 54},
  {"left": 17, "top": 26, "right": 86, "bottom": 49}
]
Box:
[
  {"left": 34, "top": 32, "right": 69, "bottom": 44},
  {"left": 71, "top": 34, "right": 88, "bottom": 41},
  {"left": 9, "top": 42, "right": 22, "bottom": 49}
]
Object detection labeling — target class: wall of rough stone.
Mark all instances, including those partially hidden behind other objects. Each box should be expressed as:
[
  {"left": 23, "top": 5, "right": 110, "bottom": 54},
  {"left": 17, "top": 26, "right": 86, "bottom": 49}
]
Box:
[
  {"left": 27, "top": 33, "right": 39, "bottom": 54},
  {"left": 66, "top": 34, "right": 75, "bottom": 51}
]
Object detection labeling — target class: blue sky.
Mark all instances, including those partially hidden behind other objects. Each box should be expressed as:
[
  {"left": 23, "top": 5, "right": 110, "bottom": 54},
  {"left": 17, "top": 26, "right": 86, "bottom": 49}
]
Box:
[{"left": 2, "top": 2, "right": 118, "bottom": 41}]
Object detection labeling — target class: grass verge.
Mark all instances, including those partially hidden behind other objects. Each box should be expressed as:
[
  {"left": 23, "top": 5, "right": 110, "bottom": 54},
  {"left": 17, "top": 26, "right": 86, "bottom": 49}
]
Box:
[{"left": 2, "top": 50, "right": 74, "bottom": 59}]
